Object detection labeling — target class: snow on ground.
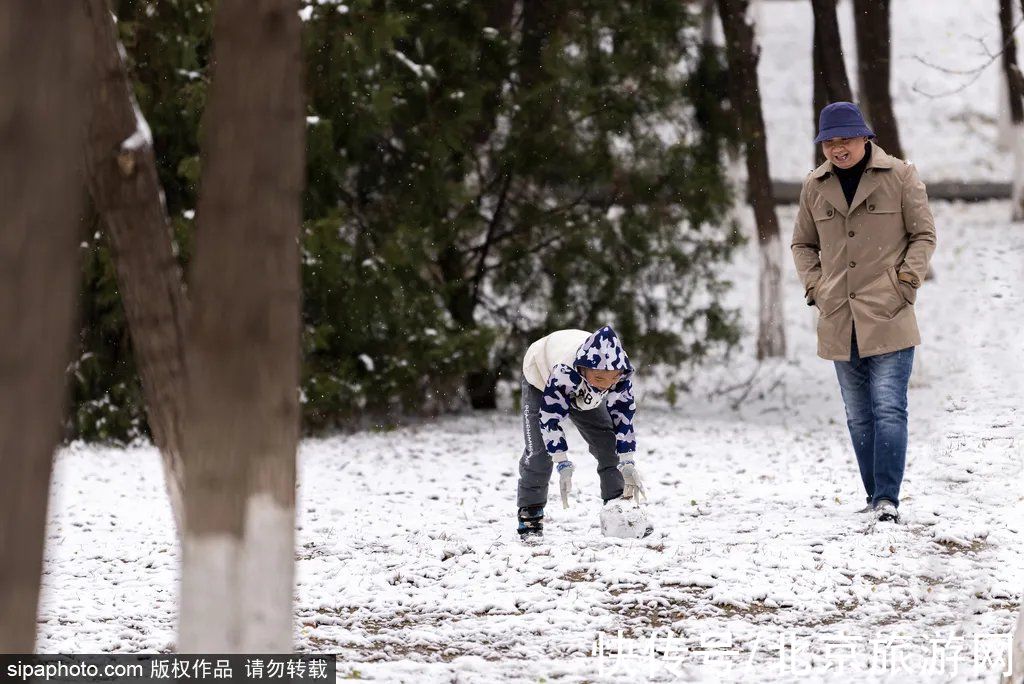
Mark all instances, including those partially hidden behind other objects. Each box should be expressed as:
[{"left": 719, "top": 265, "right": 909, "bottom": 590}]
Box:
[
  {"left": 36, "top": 200, "right": 1024, "bottom": 682},
  {"left": 759, "top": 0, "right": 1016, "bottom": 182}
]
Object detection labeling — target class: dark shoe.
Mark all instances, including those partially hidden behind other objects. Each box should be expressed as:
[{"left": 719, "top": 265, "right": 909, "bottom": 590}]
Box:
[
  {"left": 517, "top": 506, "right": 544, "bottom": 539},
  {"left": 856, "top": 502, "right": 875, "bottom": 514},
  {"left": 875, "top": 500, "right": 900, "bottom": 523}
]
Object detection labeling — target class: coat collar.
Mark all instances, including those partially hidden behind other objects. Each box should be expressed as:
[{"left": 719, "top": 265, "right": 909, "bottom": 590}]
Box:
[{"left": 810, "top": 143, "right": 894, "bottom": 215}]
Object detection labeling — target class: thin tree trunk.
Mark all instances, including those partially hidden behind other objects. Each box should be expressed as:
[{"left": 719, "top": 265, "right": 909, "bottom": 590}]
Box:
[
  {"left": 813, "top": 33, "right": 828, "bottom": 166},
  {"left": 82, "top": 0, "right": 188, "bottom": 536},
  {"left": 178, "top": 0, "right": 304, "bottom": 653},
  {"left": 717, "top": 0, "right": 786, "bottom": 359},
  {"left": 811, "top": 0, "right": 854, "bottom": 165},
  {"left": 702, "top": 0, "right": 716, "bottom": 43},
  {"left": 1006, "top": 600, "right": 1024, "bottom": 683},
  {"left": 0, "top": 1, "right": 89, "bottom": 652},
  {"left": 852, "top": 0, "right": 904, "bottom": 158},
  {"left": 1000, "top": 0, "right": 1024, "bottom": 220},
  {"left": 1010, "top": 616, "right": 1024, "bottom": 684},
  {"left": 998, "top": 76, "right": 1014, "bottom": 152},
  {"left": 702, "top": 0, "right": 746, "bottom": 230},
  {"left": 1013, "top": 132, "right": 1024, "bottom": 222},
  {"left": 1001, "top": 0, "right": 1024, "bottom": 124},
  {"left": 810, "top": 0, "right": 853, "bottom": 101}
]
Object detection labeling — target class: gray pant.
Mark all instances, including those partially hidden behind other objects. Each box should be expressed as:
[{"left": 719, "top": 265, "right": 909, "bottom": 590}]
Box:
[{"left": 517, "top": 377, "right": 624, "bottom": 508}]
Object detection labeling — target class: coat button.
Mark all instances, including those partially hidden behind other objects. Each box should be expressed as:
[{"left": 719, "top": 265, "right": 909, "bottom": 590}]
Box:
[
  {"left": 827, "top": 209, "right": 834, "bottom": 217},
  {"left": 849, "top": 293, "right": 857, "bottom": 299},
  {"left": 849, "top": 261, "right": 856, "bottom": 268},
  {"left": 848, "top": 231, "right": 855, "bottom": 237},
  {"left": 868, "top": 204, "right": 875, "bottom": 211}
]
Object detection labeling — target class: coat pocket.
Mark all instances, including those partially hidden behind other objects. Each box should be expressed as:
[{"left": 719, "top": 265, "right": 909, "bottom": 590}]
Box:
[
  {"left": 857, "top": 266, "right": 906, "bottom": 320},
  {"left": 883, "top": 267, "right": 908, "bottom": 317},
  {"left": 813, "top": 275, "right": 847, "bottom": 318},
  {"left": 897, "top": 278, "right": 917, "bottom": 305}
]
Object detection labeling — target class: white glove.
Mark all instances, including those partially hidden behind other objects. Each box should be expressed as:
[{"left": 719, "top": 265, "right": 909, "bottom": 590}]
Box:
[
  {"left": 556, "top": 460, "right": 575, "bottom": 509},
  {"left": 618, "top": 460, "right": 646, "bottom": 502}
]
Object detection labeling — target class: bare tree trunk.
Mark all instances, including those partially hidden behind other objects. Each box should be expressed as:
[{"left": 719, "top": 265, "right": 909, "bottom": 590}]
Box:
[
  {"left": 1002, "top": 0, "right": 1024, "bottom": 124},
  {"left": 813, "top": 36, "right": 828, "bottom": 167},
  {"left": 0, "top": 1, "right": 89, "bottom": 652},
  {"left": 1000, "top": 0, "right": 1024, "bottom": 220},
  {"left": 811, "top": 0, "right": 854, "bottom": 165},
  {"left": 82, "top": 0, "right": 188, "bottom": 536},
  {"left": 717, "top": 0, "right": 786, "bottom": 359},
  {"left": 810, "top": 0, "right": 854, "bottom": 101},
  {"left": 703, "top": 0, "right": 747, "bottom": 245},
  {"left": 702, "top": 0, "right": 717, "bottom": 43},
  {"left": 1006, "top": 599, "right": 1024, "bottom": 683},
  {"left": 178, "top": 0, "right": 304, "bottom": 653},
  {"left": 999, "top": 75, "right": 1014, "bottom": 152},
  {"left": 852, "top": 0, "right": 904, "bottom": 158}
]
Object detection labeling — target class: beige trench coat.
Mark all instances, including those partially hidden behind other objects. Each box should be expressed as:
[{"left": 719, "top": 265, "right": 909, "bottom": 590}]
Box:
[{"left": 791, "top": 144, "right": 936, "bottom": 361}]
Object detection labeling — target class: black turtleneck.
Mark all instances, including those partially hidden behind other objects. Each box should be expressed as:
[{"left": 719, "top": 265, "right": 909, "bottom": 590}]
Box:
[{"left": 833, "top": 141, "right": 871, "bottom": 207}]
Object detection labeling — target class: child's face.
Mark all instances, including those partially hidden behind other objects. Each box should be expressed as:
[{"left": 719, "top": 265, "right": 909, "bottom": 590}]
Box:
[{"left": 580, "top": 367, "right": 623, "bottom": 391}]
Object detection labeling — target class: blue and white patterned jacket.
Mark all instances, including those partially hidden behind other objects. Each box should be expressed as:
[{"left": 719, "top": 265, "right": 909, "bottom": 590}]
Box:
[{"left": 523, "top": 326, "right": 636, "bottom": 463}]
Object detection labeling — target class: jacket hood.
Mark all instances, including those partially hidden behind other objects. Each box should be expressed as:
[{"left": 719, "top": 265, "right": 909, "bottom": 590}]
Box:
[{"left": 573, "top": 326, "right": 634, "bottom": 378}]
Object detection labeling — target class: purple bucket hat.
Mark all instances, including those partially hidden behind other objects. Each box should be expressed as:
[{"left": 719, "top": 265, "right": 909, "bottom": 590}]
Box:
[{"left": 814, "top": 101, "right": 875, "bottom": 144}]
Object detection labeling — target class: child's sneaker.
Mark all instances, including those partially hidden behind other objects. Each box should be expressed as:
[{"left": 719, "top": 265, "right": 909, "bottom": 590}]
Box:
[{"left": 517, "top": 506, "right": 544, "bottom": 540}]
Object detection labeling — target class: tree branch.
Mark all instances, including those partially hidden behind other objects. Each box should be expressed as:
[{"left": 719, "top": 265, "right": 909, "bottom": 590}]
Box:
[
  {"left": 470, "top": 170, "right": 513, "bottom": 307},
  {"left": 911, "top": 15, "right": 1024, "bottom": 98}
]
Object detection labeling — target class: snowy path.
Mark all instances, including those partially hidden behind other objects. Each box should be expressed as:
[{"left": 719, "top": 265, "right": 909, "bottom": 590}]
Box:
[{"left": 38, "top": 201, "right": 1024, "bottom": 683}]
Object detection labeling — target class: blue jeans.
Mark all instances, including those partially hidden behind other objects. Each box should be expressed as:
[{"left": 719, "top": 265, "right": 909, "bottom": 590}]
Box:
[{"left": 833, "top": 331, "right": 915, "bottom": 507}]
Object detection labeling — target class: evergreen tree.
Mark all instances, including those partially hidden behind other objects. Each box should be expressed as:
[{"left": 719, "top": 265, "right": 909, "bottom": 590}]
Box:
[
  {"left": 71, "top": 0, "right": 741, "bottom": 439},
  {"left": 302, "top": 0, "right": 740, "bottom": 415}
]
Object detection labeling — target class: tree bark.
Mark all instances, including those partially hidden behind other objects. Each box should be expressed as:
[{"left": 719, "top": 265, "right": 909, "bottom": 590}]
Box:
[
  {"left": 811, "top": 0, "right": 854, "bottom": 165},
  {"left": 701, "top": 0, "right": 717, "bottom": 44},
  {"left": 810, "top": 0, "right": 854, "bottom": 102},
  {"left": 0, "top": 1, "right": 89, "bottom": 652},
  {"left": 82, "top": 0, "right": 188, "bottom": 536},
  {"left": 1000, "top": 0, "right": 1024, "bottom": 124},
  {"left": 813, "top": 34, "right": 828, "bottom": 166},
  {"left": 178, "top": 0, "right": 304, "bottom": 653},
  {"left": 852, "top": 0, "right": 904, "bottom": 158},
  {"left": 1006, "top": 602, "right": 1024, "bottom": 683},
  {"left": 1000, "top": 0, "right": 1024, "bottom": 220},
  {"left": 717, "top": 0, "right": 786, "bottom": 359}
]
